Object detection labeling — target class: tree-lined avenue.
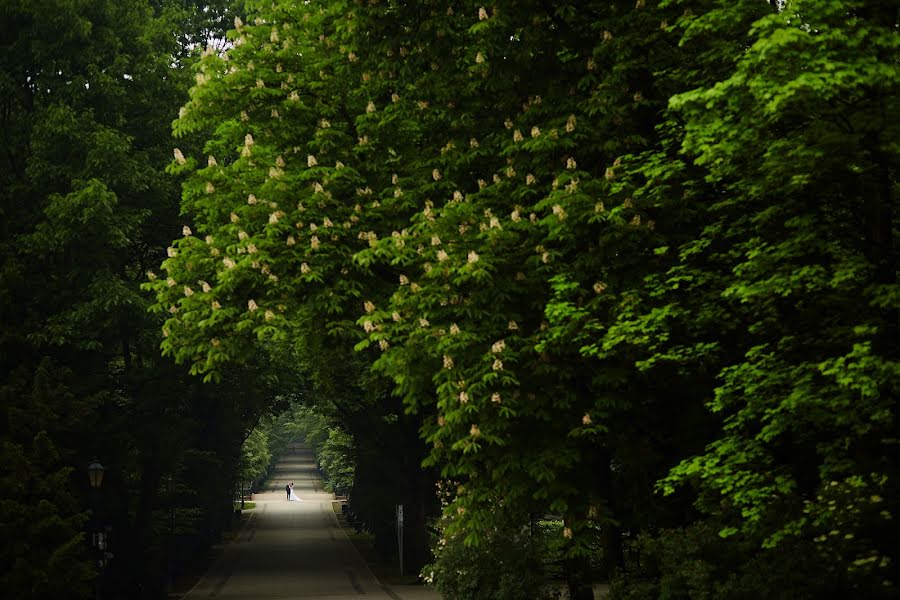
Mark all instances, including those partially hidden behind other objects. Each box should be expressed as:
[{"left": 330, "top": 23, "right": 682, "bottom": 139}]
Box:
[{"left": 183, "top": 446, "right": 436, "bottom": 600}]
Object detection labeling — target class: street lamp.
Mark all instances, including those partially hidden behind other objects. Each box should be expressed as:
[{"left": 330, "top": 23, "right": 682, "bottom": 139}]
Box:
[
  {"left": 88, "top": 460, "right": 105, "bottom": 489},
  {"left": 87, "top": 460, "right": 108, "bottom": 600}
]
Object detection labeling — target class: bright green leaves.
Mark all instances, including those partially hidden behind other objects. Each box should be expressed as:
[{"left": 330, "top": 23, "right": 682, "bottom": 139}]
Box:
[{"left": 643, "top": 1, "right": 900, "bottom": 591}]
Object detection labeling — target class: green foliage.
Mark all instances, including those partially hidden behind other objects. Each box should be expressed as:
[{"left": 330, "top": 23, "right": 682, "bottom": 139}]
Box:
[
  {"left": 424, "top": 511, "right": 560, "bottom": 600},
  {"left": 283, "top": 405, "right": 355, "bottom": 496},
  {"left": 0, "top": 0, "right": 268, "bottom": 597},
  {"left": 239, "top": 427, "right": 271, "bottom": 483},
  {"left": 149, "top": 0, "right": 899, "bottom": 596},
  {"left": 638, "top": 0, "right": 900, "bottom": 591},
  {"left": 0, "top": 361, "right": 95, "bottom": 599}
]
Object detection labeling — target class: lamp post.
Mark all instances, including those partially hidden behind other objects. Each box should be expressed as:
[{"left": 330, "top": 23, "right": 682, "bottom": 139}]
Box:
[{"left": 87, "top": 460, "right": 106, "bottom": 600}]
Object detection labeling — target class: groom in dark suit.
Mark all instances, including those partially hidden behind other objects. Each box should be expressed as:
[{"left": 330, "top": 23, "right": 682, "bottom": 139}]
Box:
[{"left": 285, "top": 483, "right": 290, "bottom": 500}]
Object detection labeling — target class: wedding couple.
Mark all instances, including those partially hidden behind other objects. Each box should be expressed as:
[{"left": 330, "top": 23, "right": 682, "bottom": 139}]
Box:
[{"left": 285, "top": 482, "right": 303, "bottom": 502}]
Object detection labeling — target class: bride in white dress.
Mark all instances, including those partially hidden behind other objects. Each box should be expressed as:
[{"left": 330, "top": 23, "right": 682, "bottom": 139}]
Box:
[{"left": 288, "top": 483, "right": 303, "bottom": 501}]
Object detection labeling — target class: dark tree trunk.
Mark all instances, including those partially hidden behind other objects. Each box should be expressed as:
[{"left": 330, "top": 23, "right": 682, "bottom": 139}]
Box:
[{"left": 402, "top": 411, "right": 434, "bottom": 577}]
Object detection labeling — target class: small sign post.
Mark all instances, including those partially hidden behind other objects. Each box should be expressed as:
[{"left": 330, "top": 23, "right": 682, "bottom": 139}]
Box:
[{"left": 396, "top": 504, "right": 404, "bottom": 577}]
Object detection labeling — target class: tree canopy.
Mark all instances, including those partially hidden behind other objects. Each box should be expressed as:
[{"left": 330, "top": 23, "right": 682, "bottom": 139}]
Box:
[{"left": 1, "top": 0, "right": 895, "bottom": 598}]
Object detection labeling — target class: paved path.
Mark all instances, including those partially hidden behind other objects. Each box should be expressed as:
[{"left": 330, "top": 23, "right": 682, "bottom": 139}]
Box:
[{"left": 183, "top": 446, "right": 438, "bottom": 600}]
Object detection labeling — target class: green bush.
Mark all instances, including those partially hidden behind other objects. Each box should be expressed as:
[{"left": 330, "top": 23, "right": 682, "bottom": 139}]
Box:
[
  {"left": 608, "top": 521, "right": 895, "bottom": 600},
  {"left": 423, "top": 519, "right": 561, "bottom": 600}
]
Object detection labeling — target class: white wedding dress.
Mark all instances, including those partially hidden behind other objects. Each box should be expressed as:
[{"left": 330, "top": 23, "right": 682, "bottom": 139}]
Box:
[{"left": 289, "top": 487, "right": 303, "bottom": 501}]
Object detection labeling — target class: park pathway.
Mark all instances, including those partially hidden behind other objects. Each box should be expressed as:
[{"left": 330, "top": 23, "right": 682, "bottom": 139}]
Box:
[{"left": 182, "top": 445, "right": 437, "bottom": 600}]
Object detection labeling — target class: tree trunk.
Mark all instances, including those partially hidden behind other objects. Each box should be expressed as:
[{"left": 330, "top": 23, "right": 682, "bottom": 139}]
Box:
[{"left": 403, "top": 411, "right": 434, "bottom": 577}]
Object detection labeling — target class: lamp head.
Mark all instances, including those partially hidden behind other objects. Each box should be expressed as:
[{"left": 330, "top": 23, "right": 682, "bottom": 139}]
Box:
[{"left": 88, "top": 460, "right": 105, "bottom": 489}]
